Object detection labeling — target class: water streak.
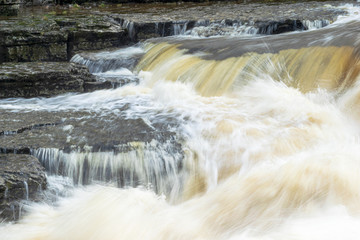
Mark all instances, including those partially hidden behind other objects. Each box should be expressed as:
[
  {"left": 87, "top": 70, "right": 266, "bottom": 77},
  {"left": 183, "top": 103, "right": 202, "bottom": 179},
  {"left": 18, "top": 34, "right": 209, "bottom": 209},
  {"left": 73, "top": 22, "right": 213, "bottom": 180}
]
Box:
[
  {"left": 32, "top": 140, "right": 185, "bottom": 201},
  {"left": 23, "top": 181, "right": 29, "bottom": 201}
]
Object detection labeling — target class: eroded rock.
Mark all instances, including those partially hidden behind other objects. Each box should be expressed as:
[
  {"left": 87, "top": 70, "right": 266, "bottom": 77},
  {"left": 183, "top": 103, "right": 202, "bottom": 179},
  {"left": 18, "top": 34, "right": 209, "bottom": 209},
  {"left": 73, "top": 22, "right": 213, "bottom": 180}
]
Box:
[
  {"left": 111, "top": 1, "right": 350, "bottom": 39},
  {"left": 0, "top": 19, "right": 67, "bottom": 62},
  {"left": 0, "top": 14, "right": 129, "bottom": 62},
  {"left": 0, "top": 105, "right": 185, "bottom": 192},
  {"left": 0, "top": 108, "right": 182, "bottom": 153},
  {"left": 0, "top": 62, "right": 101, "bottom": 98},
  {"left": 0, "top": 154, "right": 47, "bottom": 221}
]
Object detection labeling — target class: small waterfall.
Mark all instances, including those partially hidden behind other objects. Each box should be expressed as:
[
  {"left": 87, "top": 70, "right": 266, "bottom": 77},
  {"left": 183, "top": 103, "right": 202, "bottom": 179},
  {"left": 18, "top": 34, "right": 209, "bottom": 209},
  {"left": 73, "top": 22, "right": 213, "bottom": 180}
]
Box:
[
  {"left": 4, "top": 186, "right": 8, "bottom": 199},
  {"left": 32, "top": 140, "right": 185, "bottom": 201},
  {"left": 23, "top": 181, "right": 29, "bottom": 201},
  {"left": 172, "top": 21, "right": 188, "bottom": 35},
  {"left": 70, "top": 46, "right": 144, "bottom": 74},
  {"left": 302, "top": 19, "right": 330, "bottom": 30},
  {"left": 137, "top": 42, "right": 360, "bottom": 96},
  {"left": 115, "top": 17, "right": 332, "bottom": 41},
  {"left": 121, "top": 19, "right": 136, "bottom": 41},
  {"left": 155, "top": 22, "right": 168, "bottom": 37},
  {"left": 185, "top": 19, "right": 259, "bottom": 37}
]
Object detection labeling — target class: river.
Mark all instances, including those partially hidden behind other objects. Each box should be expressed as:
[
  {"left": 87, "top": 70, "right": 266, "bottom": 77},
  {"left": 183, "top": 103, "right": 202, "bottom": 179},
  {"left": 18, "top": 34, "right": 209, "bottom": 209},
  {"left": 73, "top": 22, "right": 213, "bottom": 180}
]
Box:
[{"left": 1, "top": 3, "right": 360, "bottom": 240}]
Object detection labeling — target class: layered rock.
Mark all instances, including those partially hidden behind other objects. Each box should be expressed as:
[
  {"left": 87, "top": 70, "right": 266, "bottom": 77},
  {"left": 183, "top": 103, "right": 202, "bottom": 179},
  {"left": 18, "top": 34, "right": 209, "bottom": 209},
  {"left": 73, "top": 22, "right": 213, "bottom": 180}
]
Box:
[
  {"left": 0, "top": 106, "right": 185, "bottom": 192},
  {"left": 112, "top": 1, "right": 349, "bottom": 40},
  {"left": 0, "top": 107, "right": 182, "bottom": 154},
  {"left": 0, "top": 62, "right": 107, "bottom": 98},
  {"left": 0, "top": 1, "right": 353, "bottom": 62},
  {"left": 0, "top": 154, "right": 47, "bottom": 221},
  {"left": 0, "top": 19, "right": 67, "bottom": 62},
  {"left": 0, "top": 14, "right": 129, "bottom": 62},
  {"left": 59, "top": 15, "right": 129, "bottom": 57},
  {"left": 0, "top": 0, "right": 20, "bottom": 16}
]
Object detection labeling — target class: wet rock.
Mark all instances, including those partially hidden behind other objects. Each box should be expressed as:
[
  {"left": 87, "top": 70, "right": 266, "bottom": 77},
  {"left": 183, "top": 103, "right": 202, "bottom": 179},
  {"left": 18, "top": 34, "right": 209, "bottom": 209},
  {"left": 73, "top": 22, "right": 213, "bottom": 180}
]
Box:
[
  {"left": 257, "top": 19, "right": 305, "bottom": 35},
  {"left": 83, "top": 81, "right": 113, "bottom": 92},
  {"left": 0, "top": 1, "right": 353, "bottom": 62},
  {"left": 162, "top": 20, "right": 360, "bottom": 61},
  {"left": 70, "top": 47, "right": 142, "bottom": 88},
  {"left": 93, "top": 75, "right": 139, "bottom": 88},
  {"left": 0, "top": 109, "right": 182, "bottom": 153},
  {"left": 0, "top": 4, "right": 19, "bottom": 16},
  {"left": 111, "top": 1, "right": 350, "bottom": 39},
  {"left": 0, "top": 0, "right": 20, "bottom": 16},
  {"left": 70, "top": 47, "right": 144, "bottom": 73},
  {"left": 64, "top": 15, "right": 129, "bottom": 57},
  {"left": 0, "top": 19, "right": 67, "bottom": 62},
  {"left": 0, "top": 14, "right": 129, "bottom": 62},
  {"left": 0, "top": 62, "right": 97, "bottom": 98},
  {"left": 0, "top": 154, "right": 47, "bottom": 221},
  {"left": 0, "top": 107, "right": 185, "bottom": 190}
]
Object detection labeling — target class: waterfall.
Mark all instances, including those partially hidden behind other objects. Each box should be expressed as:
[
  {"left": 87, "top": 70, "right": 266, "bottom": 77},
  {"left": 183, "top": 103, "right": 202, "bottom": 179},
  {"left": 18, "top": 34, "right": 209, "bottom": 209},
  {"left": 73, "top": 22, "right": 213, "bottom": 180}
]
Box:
[
  {"left": 2, "top": 4, "right": 360, "bottom": 240},
  {"left": 23, "top": 181, "right": 29, "bottom": 201},
  {"left": 31, "top": 140, "right": 185, "bottom": 201},
  {"left": 70, "top": 46, "right": 144, "bottom": 74}
]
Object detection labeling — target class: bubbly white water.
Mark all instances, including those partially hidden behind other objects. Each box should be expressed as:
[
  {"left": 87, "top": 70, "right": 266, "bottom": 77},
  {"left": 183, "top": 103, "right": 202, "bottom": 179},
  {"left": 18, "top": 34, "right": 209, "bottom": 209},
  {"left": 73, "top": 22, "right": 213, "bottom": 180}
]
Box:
[
  {"left": 2, "top": 73, "right": 360, "bottom": 239},
  {"left": 1, "top": 4, "right": 360, "bottom": 240}
]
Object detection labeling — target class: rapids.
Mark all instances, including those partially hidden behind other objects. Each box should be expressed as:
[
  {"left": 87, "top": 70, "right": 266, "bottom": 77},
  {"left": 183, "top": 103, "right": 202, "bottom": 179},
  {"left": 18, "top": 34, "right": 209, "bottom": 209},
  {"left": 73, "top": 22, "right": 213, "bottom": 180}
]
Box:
[{"left": 1, "top": 4, "right": 360, "bottom": 240}]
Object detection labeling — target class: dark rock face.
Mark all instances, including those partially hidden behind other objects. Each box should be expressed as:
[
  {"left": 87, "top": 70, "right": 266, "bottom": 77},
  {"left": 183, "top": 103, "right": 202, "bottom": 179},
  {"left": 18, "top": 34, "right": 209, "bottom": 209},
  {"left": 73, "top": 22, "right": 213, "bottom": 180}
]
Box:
[
  {"left": 0, "top": 0, "right": 20, "bottom": 16},
  {"left": 63, "top": 15, "right": 129, "bottom": 57},
  {"left": 0, "top": 62, "right": 106, "bottom": 98},
  {"left": 0, "top": 154, "right": 47, "bottom": 221},
  {"left": 0, "top": 15, "right": 129, "bottom": 62},
  {"left": 258, "top": 19, "right": 305, "bottom": 35},
  {"left": 0, "top": 19, "right": 68, "bottom": 62}
]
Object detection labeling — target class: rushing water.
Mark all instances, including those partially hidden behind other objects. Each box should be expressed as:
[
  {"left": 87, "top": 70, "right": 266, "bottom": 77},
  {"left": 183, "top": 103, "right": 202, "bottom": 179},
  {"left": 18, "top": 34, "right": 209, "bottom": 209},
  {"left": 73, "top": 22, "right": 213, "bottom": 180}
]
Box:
[{"left": 1, "top": 4, "right": 360, "bottom": 240}]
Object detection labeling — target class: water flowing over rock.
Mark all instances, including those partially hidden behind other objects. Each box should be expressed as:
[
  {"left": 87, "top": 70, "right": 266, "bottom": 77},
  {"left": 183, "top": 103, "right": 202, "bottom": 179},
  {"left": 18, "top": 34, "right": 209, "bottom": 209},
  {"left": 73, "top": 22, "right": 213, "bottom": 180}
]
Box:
[
  {"left": 0, "top": 96, "right": 186, "bottom": 200},
  {"left": 0, "top": 1, "right": 350, "bottom": 63},
  {"left": 0, "top": 154, "right": 46, "bottom": 221},
  {"left": 70, "top": 47, "right": 144, "bottom": 74},
  {"left": 111, "top": 1, "right": 347, "bottom": 39},
  {"left": 139, "top": 20, "right": 360, "bottom": 96},
  {"left": 2, "top": 2, "right": 360, "bottom": 239}
]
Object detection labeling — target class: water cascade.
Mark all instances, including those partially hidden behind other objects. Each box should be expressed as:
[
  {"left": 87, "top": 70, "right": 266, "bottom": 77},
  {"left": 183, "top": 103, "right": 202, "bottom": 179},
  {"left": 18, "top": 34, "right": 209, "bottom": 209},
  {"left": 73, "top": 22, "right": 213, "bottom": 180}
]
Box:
[
  {"left": 32, "top": 141, "right": 185, "bottom": 200},
  {"left": 137, "top": 20, "right": 360, "bottom": 96},
  {"left": 2, "top": 5, "right": 360, "bottom": 240}
]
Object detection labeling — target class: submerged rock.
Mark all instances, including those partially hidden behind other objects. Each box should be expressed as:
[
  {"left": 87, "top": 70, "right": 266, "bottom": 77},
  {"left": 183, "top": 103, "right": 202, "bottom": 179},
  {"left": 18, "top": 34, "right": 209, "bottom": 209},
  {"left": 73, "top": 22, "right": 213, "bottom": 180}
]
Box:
[{"left": 0, "top": 154, "right": 47, "bottom": 221}]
